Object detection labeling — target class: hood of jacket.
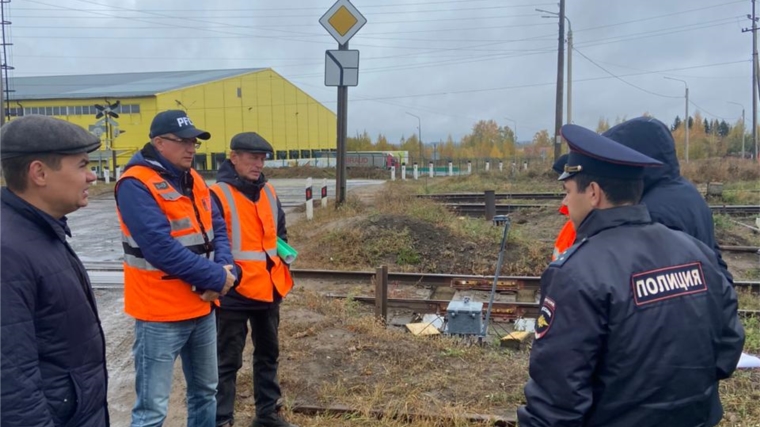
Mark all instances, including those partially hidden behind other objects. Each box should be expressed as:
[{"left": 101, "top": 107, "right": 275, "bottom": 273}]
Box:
[
  {"left": 602, "top": 116, "right": 679, "bottom": 191},
  {"left": 215, "top": 159, "right": 267, "bottom": 200}
]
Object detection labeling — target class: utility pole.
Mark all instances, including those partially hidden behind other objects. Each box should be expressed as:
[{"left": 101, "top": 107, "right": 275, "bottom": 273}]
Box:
[
  {"left": 0, "top": 63, "right": 4, "bottom": 126},
  {"left": 665, "top": 77, "right": 689, "bottom": 162},
  {"left": 1, "top": 0, "right": 13, "bottom": 125},
  {"left": 539, "top": 9, "right": 573, "bottom": 126},
  {"left": 566, "top": 23, "right": 572, "bottom": 124},
  {"left": 336, "top": 42, "right": 349, "bottom": 205},
  {"left": 539, "top": 0, "right": 565, "bottom": 162},
  {"left": 743, "top": 0, "right": 759, "bottom": 160}
]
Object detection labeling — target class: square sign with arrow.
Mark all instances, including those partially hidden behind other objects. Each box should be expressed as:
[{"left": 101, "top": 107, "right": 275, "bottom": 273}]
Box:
[{"left": 325, "top": 50, "right": 359, "bottom": 87}]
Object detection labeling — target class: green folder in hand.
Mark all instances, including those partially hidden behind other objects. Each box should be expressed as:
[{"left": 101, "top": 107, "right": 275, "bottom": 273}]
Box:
[{"left": 277, "top": 237, "right": 298, "bottom": 264}]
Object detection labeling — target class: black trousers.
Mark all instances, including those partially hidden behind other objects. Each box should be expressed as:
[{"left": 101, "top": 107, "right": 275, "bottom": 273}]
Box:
[{"left": 216, "top": 305, "right": 282, "bottom": 426}]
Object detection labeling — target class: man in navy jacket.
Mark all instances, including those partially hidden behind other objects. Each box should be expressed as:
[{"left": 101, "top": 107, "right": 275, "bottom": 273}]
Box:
[
  {"left": 1, "top": 116, "right": 109, "bottom": 427},
  {"left": 603, "top": 116, "right": 733, "bottom": 284}
]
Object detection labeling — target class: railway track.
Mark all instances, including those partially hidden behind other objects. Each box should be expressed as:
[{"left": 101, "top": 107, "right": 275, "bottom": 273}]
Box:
[
  {"left": 444, "top": 203, "right": 760, "bottom": 216},
  {"left": 418, "top": 192, "right": 565, "bottom": 202},
  {"left": 84, "top": 266, "right": 760, "bottom": 319}
]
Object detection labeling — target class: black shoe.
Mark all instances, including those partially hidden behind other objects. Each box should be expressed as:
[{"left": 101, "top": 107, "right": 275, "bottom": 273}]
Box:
[{"left": 250, "top": 413, "right": 299, "bottom": 427}]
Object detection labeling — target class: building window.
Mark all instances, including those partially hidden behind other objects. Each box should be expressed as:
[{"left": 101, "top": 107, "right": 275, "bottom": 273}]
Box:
[
  {"left": 131, "top": 104, "right": 140, "bottom": 114},
  {"left": 300, "top": 150, "right": 310, "bottom": 159},
  {"left": 289, "top": 150, "right": 299, "bottom": 160},
  {"left": 211, "top": 153, "right": 226, "bottom": 170},
  {"left": 53, "top": 106, "right": 60, "bottom": 115},
  {"left": 193, "top": 154, "right": 208, "bottom": 171},
  {"left": 75, "top": 106, "right": 82, "bottom": 115},
  {"left": 276, "top": 150, "right": 287, "bottom": 160}
]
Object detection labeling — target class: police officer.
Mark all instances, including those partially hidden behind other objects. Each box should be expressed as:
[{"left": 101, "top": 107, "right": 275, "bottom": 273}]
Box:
[
  {"left": 210, "top": 132, "right": 296, "bottom": 427},
  {"left": 1, "top": 116, "right": 109, "bottom": 427},
  {"left": 517, "top": 124, "right": 745, "bottom": 427}
]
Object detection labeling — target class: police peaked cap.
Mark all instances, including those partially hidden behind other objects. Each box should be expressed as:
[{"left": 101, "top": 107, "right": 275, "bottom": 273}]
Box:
[
  {"left": 230, "top": 132, "right": 274, "bottom": 158},
  {"left": 558, "top": 124, "right": 662, "bottom": 181},
  {"left": 552, "top": 153, "right": 569, "bottom": 175},
  {"left": 1, "top": 115, "right": 102, "bottom": 160}
]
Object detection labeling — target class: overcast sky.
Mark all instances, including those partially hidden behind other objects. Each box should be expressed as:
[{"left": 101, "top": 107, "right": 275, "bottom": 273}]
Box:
[{"left": 6, "top": 0, "right": 754, "bottom": 144}]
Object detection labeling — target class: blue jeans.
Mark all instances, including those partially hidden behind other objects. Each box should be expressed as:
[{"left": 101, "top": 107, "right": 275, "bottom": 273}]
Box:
[{"left": 131, "top": 312, "right": 218, "bottom": 427}]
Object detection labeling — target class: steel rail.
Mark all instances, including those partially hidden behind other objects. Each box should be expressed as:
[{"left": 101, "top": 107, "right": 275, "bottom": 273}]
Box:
[
  {"left": 445, "top": 203, "right": 760, "bottom": 216},
  {"left": 84, "top": 266, "right": 760, "bottom": 293}
]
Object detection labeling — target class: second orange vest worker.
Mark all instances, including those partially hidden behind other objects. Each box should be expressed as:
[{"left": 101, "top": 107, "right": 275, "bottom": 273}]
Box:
[{"left": 210, "top": 182, "right": 293, "bottom": 301}]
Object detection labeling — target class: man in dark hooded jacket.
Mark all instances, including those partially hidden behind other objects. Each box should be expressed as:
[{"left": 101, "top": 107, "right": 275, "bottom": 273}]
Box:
[{"left": 603, "top": 116, "right": 733, "bottom": 284}]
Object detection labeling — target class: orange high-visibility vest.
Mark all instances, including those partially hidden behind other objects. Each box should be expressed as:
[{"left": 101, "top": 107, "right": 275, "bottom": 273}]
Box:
[
  {"left": 116, "top": 165, "right": 216, "bottom": 322},
  {"left": 210, "top": 182, "right": 293, "bottom": 302},
  {"left": 552, "top": 205, "right": 576, "bottom": 261}
]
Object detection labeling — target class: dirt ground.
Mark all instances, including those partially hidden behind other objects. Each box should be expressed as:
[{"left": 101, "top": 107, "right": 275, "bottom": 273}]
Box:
[{"left": 98, "top": 177, "right": 760, "bottom": 426}]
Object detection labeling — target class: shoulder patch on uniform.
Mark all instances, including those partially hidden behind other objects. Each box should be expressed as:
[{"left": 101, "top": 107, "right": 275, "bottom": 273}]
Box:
[
  {"left": 535, "top": 296, "right": 556, "bottom": 340},
  {"left": 631, "top": 262, "right": 706, "bottom": 307},
  {"left": 549, "top": 237, "right": 588, "bottom": 267},
  {"left": 153, "top": 181, "right": 169, "bottom": 190}
]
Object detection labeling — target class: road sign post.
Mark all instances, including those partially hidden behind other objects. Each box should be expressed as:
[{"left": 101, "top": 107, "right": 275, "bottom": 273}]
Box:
[{"left": 320, "top": 0, "right": 366, "bottom": 207}]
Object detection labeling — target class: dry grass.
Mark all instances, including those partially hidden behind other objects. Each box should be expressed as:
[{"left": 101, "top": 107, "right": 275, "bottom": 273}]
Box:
[
  {"left": 288, "top": 184, "right": 553, "bottom": 276},
  {"left": 416, "top": 172, "right": 562, "bottom": 195},
  {"left": 226, "top": 290, "right": 760, "bottom": 427},
  {"left": 275, "top": 289, "right": 530, "bottom": 426},
  {"left": 681, "top": 158, "right": 760, "bottom": 185}
]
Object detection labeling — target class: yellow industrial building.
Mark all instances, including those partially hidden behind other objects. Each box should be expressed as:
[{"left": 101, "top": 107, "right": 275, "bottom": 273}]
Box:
[{"left": 7, "top": 68, "right": 337, "bottom": 171}]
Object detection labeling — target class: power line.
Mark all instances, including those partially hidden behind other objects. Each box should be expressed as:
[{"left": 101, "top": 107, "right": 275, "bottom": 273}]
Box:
[
  {"left": 573, "top": 47, "right": 683, "bottom": 99},
  {"left": 689, "top": 100, "right": 732, "bottom": 120},
  {"left": 15, "top": 0, "right": 553, "bottom": 12},
  {"left": 15, "top": 4, "right": 554, "bottom": 17},
  {"left": 572, "top": 0, "right": 745, "bottom": 34}
]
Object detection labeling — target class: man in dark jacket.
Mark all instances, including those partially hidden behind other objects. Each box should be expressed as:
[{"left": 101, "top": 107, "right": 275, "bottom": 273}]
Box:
[
  {"left": 1, "top": 116, "right": 110, "bottom": 427},
  {"left": 517, "top": 124, "right": 744, "bottom": 427},
  {"left": 603, "top": 116, "right": 733, "bottom": 284},
  {"left": 210, "top": 133, "right": 297, "bottom": 427}
]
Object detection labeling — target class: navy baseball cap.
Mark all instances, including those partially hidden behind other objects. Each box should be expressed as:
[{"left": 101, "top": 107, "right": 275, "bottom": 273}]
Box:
[
  {"left": 149, "top": 110, "right": 210, "bottom": 140},
  {"left": 558, "top": 124, "right": 662, "bottom": 181}
]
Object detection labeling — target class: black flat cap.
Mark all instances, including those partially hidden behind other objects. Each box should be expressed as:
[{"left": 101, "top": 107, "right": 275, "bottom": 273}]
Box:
[
  {"left": 1, "top": 115, "right": 102, "bottom": 160},
  {"left": 558, "top": 124, "right": 662, "bottom": 181},
  {"left": 230, "top": 132, "right": 274, "bottom": 159}
]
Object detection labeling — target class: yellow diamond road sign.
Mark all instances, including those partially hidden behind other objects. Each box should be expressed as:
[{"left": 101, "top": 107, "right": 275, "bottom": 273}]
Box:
[{"left": 319, "top": 0, "right": 366, "bottom": 46}]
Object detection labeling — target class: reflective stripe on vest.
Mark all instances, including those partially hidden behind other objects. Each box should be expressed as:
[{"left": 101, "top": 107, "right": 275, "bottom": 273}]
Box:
[{"left": 215, "top": 182, "right": 279, "bottom": 261}]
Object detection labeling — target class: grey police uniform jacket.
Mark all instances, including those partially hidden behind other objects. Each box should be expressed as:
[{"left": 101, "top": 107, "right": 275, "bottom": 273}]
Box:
[{"left": 517, "top": 204, "right": 744, "bottom": 427}]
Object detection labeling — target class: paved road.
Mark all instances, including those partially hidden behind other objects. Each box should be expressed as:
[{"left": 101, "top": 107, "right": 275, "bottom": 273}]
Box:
[{"left": 68, "top": 178, "right": 384, "bottom": 263}]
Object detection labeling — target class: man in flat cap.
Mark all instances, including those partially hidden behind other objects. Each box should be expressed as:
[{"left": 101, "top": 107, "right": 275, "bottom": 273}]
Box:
[
  {"left": 1, "top": 115, "right": 110, "bottom": 427},
  {"left": 517, "top": 124, "right": 744, "bottom": 427},
  {"left": 209, "top": 132, "right": 296, "bottom": 427},
  {"left": 114, "top": 110, "right": 236, "bottom": 427}
]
